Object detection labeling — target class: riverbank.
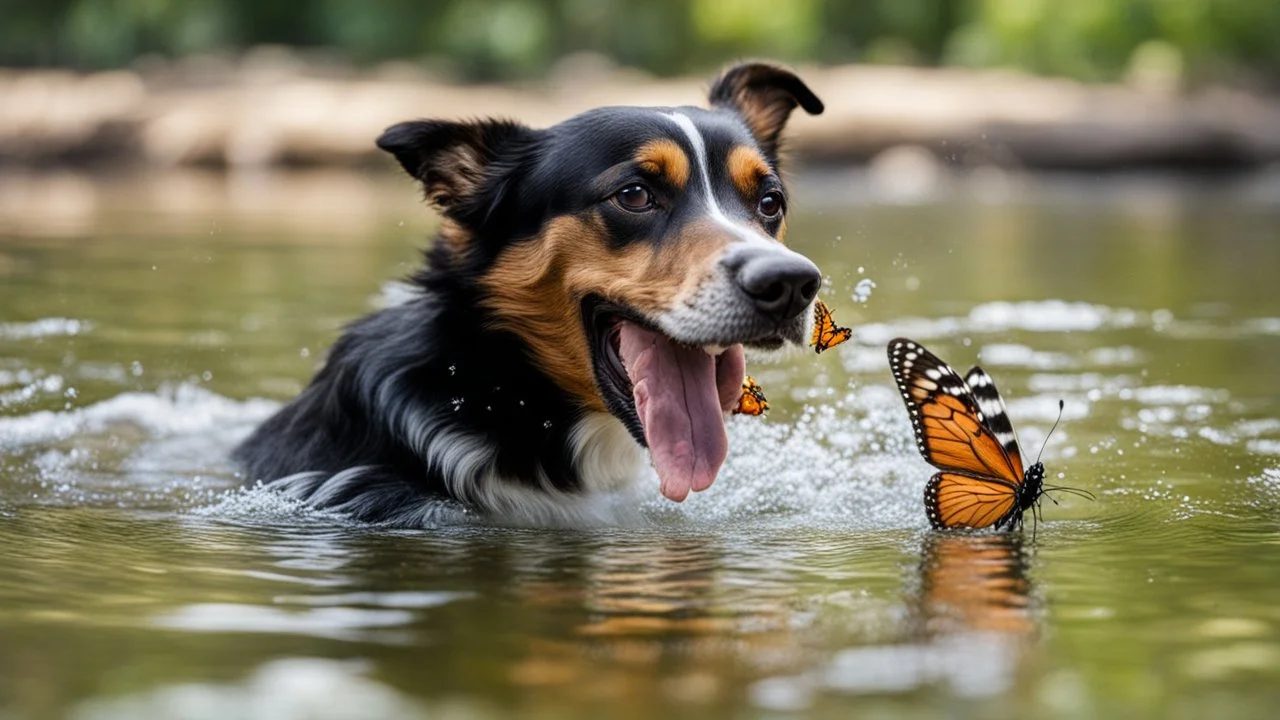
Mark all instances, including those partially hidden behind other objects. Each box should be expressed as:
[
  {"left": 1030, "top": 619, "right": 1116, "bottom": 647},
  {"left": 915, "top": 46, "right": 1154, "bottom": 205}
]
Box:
[{"left": 3, "top": 53, "right": 1280, "bottom": 171}]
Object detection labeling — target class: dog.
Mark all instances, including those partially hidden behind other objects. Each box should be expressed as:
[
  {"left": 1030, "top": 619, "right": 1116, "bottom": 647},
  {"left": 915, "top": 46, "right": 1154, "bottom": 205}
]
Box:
[{"left": 232, "top": 62, "right": 825, "bottom": 526}]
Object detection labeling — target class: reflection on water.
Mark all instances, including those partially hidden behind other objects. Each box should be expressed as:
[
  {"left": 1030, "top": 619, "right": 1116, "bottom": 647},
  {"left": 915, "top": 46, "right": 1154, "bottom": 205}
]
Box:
[
  {"left": 2, "top": 169, "right": 1280, "bottom": 718},
  {"left": 916, "top": 534, "right": 1033, "bottom": 638}
]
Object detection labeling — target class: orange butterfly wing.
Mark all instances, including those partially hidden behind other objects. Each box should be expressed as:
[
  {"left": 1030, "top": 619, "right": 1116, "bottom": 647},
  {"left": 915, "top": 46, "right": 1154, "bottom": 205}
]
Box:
[
  {"left": 888, "top": 339, "right": 1023, "bottom": 484},
  {"left": 916, "top": 393, "right": 1023, "bottom": 481},
  {"left": 811, "top": 300, "right": 852, "bottom": 354},
  {"left": 733, "top": 375, "right": 768, "bottom": 416},
  {"left": 925, "top": 472, "right": 1019, "bottom": 530},
  {"left": 889, "top": 338, "right": 1028, "bottom": 530}
]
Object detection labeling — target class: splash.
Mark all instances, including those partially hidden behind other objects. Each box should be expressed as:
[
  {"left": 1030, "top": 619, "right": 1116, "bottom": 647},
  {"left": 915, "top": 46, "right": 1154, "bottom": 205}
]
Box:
[
  {"left": 0, "top": 383, "right": 276, "bottom": 450},
  {"left": 0, "top": 317, "right": 90, "bottom": 340},
  {"left": 671, "top": 383, "right": 932, "bottom": 531},
  {"left": 852, "top": 278, "right": 877, "bottom": 304}
]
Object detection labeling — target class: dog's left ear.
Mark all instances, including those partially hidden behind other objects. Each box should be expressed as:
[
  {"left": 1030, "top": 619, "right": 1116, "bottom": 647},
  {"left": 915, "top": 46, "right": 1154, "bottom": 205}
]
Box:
[{"left": 709, "top": 62, "right": 824, "bottom": 160}]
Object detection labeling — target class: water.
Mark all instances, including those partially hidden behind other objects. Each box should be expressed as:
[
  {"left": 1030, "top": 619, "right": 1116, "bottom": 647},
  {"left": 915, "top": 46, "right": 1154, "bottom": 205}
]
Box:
[{"left": 2, "top": 168, "right": 1279, "bottom": 719}]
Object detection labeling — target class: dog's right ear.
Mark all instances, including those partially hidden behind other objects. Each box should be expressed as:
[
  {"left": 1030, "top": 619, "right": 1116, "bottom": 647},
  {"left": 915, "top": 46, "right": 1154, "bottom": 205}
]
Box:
[{"left": 376, "top": 119, "right": 535, "bottom": 213}]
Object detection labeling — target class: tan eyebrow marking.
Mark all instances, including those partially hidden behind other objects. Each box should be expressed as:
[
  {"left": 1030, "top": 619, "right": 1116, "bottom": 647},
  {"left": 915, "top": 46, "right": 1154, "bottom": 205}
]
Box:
[
  {"left": 634, "top": 139, "right": 690, "bottom": 190},
  {"left": 727, "top": 145, "right": 771, "bottom": 199}
]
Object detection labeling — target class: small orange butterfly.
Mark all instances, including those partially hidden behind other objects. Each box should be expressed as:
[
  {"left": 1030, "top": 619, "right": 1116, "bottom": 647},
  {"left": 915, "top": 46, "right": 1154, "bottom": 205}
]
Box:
[
  {"left": 733, "top": 375, "right": 768, "bottom": 416},
  {"left": 811, "top": 299, "right": 852, "bottom": 354}
]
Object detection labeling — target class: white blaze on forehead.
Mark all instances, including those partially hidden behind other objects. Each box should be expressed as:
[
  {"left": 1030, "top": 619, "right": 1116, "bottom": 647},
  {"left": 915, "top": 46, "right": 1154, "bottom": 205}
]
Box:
[{"left": 663, "top": 111, "right": 769, "bottom": 247}]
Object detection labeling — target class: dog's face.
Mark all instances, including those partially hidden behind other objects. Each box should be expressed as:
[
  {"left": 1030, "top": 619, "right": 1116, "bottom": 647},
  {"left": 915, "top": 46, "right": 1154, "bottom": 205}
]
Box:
[{"left": 379, "top": 63, "right": 824, "bottom": 503}]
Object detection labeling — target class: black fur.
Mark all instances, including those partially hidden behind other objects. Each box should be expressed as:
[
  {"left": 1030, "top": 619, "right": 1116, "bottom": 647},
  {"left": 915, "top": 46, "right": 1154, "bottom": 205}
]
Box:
[{"left": 233, "top": 62, "right": 823, "bottom": 525}]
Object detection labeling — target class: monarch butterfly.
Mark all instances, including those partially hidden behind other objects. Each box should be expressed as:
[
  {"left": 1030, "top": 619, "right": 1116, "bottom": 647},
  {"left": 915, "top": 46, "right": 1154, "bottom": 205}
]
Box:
[
  {"left": 887, "top": 338, "right": 1091, "bottom": 532},
  {"left": 733, "top": 375, "right": 768, "bottom": 416},
  {"left": 811, "top": 299, "right": 852, "bottom": 354}
]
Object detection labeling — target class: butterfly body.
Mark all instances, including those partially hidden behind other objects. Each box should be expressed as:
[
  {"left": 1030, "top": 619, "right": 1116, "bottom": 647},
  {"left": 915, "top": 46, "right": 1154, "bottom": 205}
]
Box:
[
  {"left": 811, "top": 299, "right": 852, "bottom": 353},
  {"left": 889, "top": 338, "right": 1056, "bottom": 531},
  {"left": 733, "top": 375, "right": 769, "bottom": 416}
]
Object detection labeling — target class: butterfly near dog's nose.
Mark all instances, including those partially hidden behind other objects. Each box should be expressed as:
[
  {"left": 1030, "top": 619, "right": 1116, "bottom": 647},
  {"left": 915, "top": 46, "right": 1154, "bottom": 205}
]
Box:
[
  {"left": 732, "top": 299, "right": 851, "bottom": 417},
  {"left": 887, "top": 338, "right": 1092, "bottom": 532},
  {"left": 812, "top": 299, "right": 852, "bottom": 354},
  {"left": 733, "top": 376, "right": 768, "bottom": 417}
]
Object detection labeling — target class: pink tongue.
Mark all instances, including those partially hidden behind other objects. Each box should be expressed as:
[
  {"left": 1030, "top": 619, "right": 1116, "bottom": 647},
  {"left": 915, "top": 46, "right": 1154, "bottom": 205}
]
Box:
[{"left": 616, "top": 322, "right": 745, "bottom": 502}]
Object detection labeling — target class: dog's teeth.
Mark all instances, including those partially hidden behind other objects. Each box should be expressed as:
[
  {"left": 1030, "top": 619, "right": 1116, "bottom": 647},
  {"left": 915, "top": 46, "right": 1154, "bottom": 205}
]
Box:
[{"left": 702, "top": 344, "right": 726, "bottom": 357}]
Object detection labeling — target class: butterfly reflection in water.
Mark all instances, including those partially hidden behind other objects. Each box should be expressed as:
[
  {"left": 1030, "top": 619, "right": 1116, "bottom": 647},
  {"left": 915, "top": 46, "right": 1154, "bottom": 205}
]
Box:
[
  {"left": 916, "top": 533, "right": 1033, "bottom": 637},
  {"left": 887, "top": 338, "right": 1093, "bottom": 533}
]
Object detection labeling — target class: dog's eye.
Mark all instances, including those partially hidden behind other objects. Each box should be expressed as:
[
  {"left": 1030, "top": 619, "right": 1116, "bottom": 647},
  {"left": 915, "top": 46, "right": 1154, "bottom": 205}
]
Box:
[
  {"left": 758, "top": 191, "right": 785, "bottom": 219},
  {"left": 615, "top": 184, "right": 654, "bottom": 212}
]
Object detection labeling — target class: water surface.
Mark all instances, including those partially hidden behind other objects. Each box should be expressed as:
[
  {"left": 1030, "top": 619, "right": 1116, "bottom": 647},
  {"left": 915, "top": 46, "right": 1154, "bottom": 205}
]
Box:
[{"left": 2, "top": 168, "right": 1279, "bottom": 719}]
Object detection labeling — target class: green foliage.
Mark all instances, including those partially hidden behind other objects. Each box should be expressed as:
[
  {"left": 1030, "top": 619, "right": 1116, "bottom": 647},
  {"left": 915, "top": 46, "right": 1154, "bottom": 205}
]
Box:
[{"left": 0, "top": 0, "right": 1276, "bottom": 83}]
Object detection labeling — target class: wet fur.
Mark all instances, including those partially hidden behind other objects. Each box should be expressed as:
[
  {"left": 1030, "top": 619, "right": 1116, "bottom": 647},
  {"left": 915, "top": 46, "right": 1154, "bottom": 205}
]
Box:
[{"left": 232, "top": 62, "right": 823, "bottom": 527}]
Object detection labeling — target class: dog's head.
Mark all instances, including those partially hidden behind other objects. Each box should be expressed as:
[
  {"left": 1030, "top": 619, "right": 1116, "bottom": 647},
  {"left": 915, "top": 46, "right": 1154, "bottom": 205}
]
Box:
[{"left": 379, "top": 62, "right": 824, "bottom": 503}]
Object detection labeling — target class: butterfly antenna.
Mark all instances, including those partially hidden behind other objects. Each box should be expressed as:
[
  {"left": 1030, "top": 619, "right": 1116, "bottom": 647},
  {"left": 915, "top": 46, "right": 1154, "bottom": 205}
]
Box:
[
  {"left": 1045, "top": 486, "right": 1096, "bottom": 501},
  {"left": 1035, "top": 399, "right": 1066, "bottom": 465}
]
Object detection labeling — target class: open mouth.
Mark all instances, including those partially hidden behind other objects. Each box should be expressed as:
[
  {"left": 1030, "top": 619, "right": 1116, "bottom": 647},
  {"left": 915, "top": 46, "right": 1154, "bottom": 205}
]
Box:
[{"left": 582, "top": 296, "right": 759, "bottom": 503}]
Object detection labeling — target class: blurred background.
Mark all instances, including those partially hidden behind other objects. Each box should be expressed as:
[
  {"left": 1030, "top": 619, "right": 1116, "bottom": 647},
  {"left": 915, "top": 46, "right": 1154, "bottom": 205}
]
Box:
[
  {"left": 4, "top": 0, "right": 1280, "bottom": 85},
  {"left": 2, "top": 0, "right": 1280, "bottom": 176}
]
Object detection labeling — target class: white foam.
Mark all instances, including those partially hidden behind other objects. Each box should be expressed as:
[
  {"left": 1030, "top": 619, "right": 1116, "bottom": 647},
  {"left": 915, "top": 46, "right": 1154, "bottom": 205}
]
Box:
[
  {"left": 69, "top": 658, "right": 439, "bottom": 720},
  {"left": 0, "top": 383, "right": 277, "bottom": 449},
  {"left": 0, "top": 317, "right": 90, "bottom": 340},
  {"left": 752, "top": 633, "right": 1019, "bottom": 706},
  {"left": 979, "top": 343, "right": 1074, "bottom": 370},
  {"left": 668, "top": 384, "right": 936, "bottom": 530},
  {"left": 854, "top": 301, "right": 1147, "bottom": 351},
  {"left": 0, "top": 373, "right": 65, "bottom": 409},
  {"left": 1242, "top": 317, "right": 1280, "bottom": 335},
  {"left": 152, "top": 603, "right": 415, "bottom": 641},
  {"left": 968, "top": 301, "right": 1143, "bottom": 333},
  {"left": 1133, "top": 385, "right": 1230, "bottom": 406},
  {"left": 1245, "top": 440, "right": 1280, "bottom": 456}
]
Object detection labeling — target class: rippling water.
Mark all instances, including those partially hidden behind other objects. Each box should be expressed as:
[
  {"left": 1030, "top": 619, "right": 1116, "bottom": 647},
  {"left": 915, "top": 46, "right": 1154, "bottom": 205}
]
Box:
[{"left": 1, "top": 169, "right": 1279, "bottom": 718}]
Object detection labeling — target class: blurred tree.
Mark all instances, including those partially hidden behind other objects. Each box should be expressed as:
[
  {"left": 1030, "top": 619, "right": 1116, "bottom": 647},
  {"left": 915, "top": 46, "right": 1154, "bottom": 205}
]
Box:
[{"left": 0, "top": 0, "right": 1276, "bottom": 85}]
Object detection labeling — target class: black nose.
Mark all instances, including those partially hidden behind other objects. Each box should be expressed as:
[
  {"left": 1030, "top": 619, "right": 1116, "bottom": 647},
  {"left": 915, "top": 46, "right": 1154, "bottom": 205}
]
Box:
[{"left": 734, "top": 251, "right": 822, "bottom": 322}]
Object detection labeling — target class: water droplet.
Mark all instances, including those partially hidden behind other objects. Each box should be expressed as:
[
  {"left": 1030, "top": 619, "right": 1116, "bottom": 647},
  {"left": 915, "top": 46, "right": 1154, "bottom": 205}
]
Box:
[{"left": 851, "top": 278, "right": 876, "bottom": 304}]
